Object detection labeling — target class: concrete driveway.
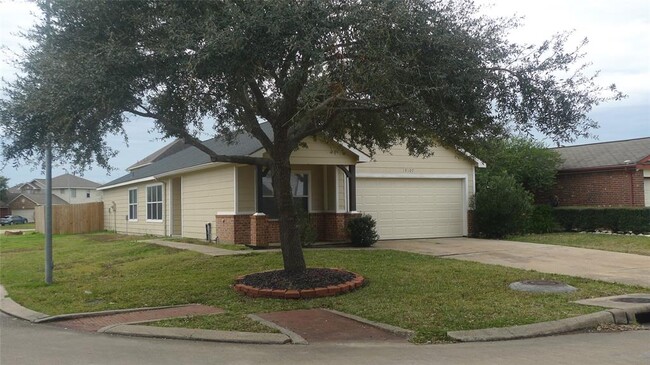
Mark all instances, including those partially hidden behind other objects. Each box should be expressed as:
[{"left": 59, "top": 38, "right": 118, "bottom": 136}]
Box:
[{"left": 376, "top": 238, "right": 650, "bottom": 288}]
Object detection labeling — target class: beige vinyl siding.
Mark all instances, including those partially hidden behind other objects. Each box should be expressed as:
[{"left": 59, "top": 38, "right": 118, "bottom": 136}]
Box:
[
  {"left": 102, "top": 182, "right": 166, "bottom": 236},
  {"left": 357, "top": 144, "right": 476, "bottom": 196},
  {"left": 337, "top": 168, "right": 347, "bottom": 211},
  {"left": 325, "top": 166, "right": 337, "bottom": 211},
  {"left": 236, "top": 166, "right": 256, "bottom": 213},
  {"left": 182, "top": 166, "right": 234, "bottom": 239},
  {"left": 251, "top": 138, "right": 358, "bottom": 165},
  {"left": 171, "top": 177, "right": 182, "bottom": 235},
  {"left": 290, "top": 138, "right": 357, "bottom": 165}
]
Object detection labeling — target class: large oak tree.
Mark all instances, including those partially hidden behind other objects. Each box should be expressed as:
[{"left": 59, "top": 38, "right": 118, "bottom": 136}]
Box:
[{"left": 1, "top": 0, "right": 621, "bottom": 274}]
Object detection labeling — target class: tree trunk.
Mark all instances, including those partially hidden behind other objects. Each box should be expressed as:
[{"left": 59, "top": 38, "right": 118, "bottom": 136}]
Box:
[{"left": 271, "top": 156, "right": 307, "bottom": 275}]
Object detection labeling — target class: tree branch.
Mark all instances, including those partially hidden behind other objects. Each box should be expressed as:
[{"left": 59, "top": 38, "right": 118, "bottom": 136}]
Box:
[
  {"left": 126, "top": 107, "right": 272, "bottom": 167},
  {"left": 247, "top": 78, "right": 274, "bottom": 121},
  {"left": 230, "top": 86, "right": 274, "bottom": 152}
]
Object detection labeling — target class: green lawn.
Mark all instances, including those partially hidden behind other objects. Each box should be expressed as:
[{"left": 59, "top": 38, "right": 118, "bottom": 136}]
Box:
[
  {"left": 508, "top": 232, "right": 650, "bottom": 256},
  {"left": 1, "top": 232, "right": 647, "bottom": 343}
]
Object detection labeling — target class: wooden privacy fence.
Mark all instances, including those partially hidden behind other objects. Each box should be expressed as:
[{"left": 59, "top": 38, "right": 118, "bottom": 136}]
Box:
[{"left": 35, "top": 202, "right": 104, "bottom": 234}]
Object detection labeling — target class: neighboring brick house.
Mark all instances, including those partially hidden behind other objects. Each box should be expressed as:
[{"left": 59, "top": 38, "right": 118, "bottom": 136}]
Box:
[{"left": 551, "top": 137, "right": 650, "bottom": 207}]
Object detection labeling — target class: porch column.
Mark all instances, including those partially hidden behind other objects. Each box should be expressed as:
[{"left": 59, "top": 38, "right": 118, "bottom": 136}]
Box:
[
  {"left": 348, "top": 165, "right": 356, "bottom": 211},
  {"left": 256, "top": 165, "right": 264, "bottom": 213},
  {"left": 337, "top": 165, "right": 357, "bottom": 212}
]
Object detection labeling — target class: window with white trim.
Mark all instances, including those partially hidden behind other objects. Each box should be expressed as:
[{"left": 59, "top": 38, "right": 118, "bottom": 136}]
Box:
[
  {"left": 261, "top": 173, "right": 309, "bottom": 218},
  {"left": 146, "top": 185, "right": 163, "bottom": 221},
  {"left": 70, "top": 188, "right": 77, "bottom": 198},
  {"left": 128, "top": 188, "right": 138, "bottom": 220}
]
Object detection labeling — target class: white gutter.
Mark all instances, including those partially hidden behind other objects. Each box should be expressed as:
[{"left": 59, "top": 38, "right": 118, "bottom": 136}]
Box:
[{"left": 97, "top": 176, "right": 156, "bottom": 191}]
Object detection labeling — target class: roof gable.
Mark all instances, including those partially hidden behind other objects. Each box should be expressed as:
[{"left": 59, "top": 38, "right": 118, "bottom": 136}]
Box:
[
  {"left": 8, "top": 192, "right": 69, "bottom": 206},
  {"left": 127, "top": 139, "right": 190, "bottom": 171}
]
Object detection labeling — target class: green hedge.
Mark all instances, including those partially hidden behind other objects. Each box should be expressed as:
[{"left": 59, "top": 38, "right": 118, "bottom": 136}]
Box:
[{"left": 553, "top": 207, "right": 650, "bottom": 233}]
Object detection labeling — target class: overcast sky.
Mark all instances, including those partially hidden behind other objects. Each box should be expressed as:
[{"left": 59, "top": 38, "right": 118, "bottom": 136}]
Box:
[{"left": 1, "top": 0, "right": 648, "bottom": 185}]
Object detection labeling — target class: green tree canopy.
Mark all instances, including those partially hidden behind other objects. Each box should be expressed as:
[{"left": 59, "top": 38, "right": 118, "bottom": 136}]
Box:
[
  {"left": 0, "top": 0, "right": 622, "bottom": 274},
  {"left": 476, "top": 137, "right": 563, "bottom": 195},
  {"left": 0, "top": 176, "right": 8, "bottom": 202}
]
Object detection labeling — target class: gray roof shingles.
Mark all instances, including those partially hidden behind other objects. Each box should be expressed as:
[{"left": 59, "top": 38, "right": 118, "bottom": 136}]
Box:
[
  {"left": 101, "top": 125, "right": 272, "bottom": 188},
  {"left": 552, "top": 137, "right": 650, "bottom": 170},
  {"left": 9, "top": 192, "right": 69, "bottom": 206}
]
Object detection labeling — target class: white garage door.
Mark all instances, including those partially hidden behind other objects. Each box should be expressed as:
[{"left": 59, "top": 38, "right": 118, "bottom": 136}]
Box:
[
  {"left": 645, "top": 178, "right": 650, "bottom": 207},
  {"left": 356, "top": 178, "right": 465, "bottom": 240},
  {"left": 10, "top": 209, "right": 35, "bottom": 223}
]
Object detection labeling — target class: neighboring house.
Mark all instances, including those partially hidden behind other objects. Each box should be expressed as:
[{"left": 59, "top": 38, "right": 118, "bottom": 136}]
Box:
[
  {"left": 99, "top": 124, "right": 483, "bottom": 245},
  {"left": 6, "top": 192, "right": 69, "bottom": 222},
  {"left": 9, "top": 173, "right": 103, "bottom": 204},
  {"left": 551, "top": 137, "right": 650, "bottom": 207},
  {"left": 7, "top": 173, "right": 104, "bottom": 221},
  {"left": 0, "top": 200, "right": 10, "bottom": 217}
]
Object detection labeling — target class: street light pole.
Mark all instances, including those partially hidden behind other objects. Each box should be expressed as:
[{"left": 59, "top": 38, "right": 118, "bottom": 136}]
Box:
[
  {"left": 44, "top": 0, "right": 53, "bottom": 285},
  {"left": 45, "top": 143, "right": 53, "bottom": 284}
]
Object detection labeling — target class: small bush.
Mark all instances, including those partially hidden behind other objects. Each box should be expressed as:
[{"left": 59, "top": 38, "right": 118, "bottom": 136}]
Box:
[
  {"left": 347, "top": 214, "right": 379, "bottom": 247},
  {"left": 296, "top": 209, "right": 317, "bottom": 247},
  {"left": 472, "top": 171, "right": 533, "bottom": 238},
  {"left": 553, "top": 207, "right": 650, "bottom": 233},
  {"left": 525, "top": 205, "right": 560, "bottom": 234}
]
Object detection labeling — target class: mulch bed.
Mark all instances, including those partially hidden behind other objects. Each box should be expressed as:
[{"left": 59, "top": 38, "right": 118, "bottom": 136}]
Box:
[
  {"left": 234, "top": 268, "right": 365, "bottom": 299},
  {"left": 239, "top": 268, "right": 355, "bottom": 290}
]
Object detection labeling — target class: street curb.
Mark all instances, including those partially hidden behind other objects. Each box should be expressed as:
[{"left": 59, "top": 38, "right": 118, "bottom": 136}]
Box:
[
  {"left": 0, "top": 284, "right": 292, "bottom": 345},
  {"left": 100, "top": 324, "right": 291, "bottom": 344},
  {"left": 323, "top": 308, "right": 415, "bottom": 339},
  {"left": 447, "top": 307, "right": 650, "bottom": 342},
  {"left": 0, "top": 285, "right": 50, "bottom": 322},
  {"left": 34, "top": 304, "right": 208, "bottom": 323},
  {"left": 247, "top": 314, "right": 308, "bottom": 345}
]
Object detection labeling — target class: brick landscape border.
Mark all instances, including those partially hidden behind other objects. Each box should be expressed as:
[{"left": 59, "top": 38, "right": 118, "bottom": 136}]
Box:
[{"left": 233, "top": 269, "right": 365, "bottom": 299}]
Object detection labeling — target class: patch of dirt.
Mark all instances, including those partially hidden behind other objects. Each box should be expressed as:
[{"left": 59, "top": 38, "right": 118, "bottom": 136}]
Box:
[{"left": 238, "top": 268, "right": 355, "bottom": 290}]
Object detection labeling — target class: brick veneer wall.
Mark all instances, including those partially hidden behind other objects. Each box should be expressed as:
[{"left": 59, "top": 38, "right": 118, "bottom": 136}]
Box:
[
  {"left": 217, "top": 212, "right": 359, "bottom": 246},
  {"left": 215, "top": 214, "right": 251, "bottom": 245},
  {"left": 554, "top": 169, "right": 645, "bottom": 207}
]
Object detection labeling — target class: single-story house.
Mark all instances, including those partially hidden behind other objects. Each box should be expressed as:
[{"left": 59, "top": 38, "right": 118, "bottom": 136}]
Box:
[
  {"left": 99, "top": 124, "right": 483, "bottom": 245},
  {"left": 551, "top": 137, "right": 650, "bottom": 207}
]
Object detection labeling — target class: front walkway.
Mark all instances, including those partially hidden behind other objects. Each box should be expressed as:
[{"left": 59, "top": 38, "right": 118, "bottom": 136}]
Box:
[
  {"left": 140, "top": 239, "right": 258, "bottom": 256},
  {"left": 376, "top": 238, "right": 650, "bottom": 288}
]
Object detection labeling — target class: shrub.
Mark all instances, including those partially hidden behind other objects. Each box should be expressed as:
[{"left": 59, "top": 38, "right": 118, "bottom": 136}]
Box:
[
  {"left": 472, "top": 171, "right": 533, "bottom": 238},
  {"left": 296, "top": 208, "right": 317, "bottom": 247},
  {"left": 347, "top": 214, "right": 380, "bottom": 247},
  {"left": 553, "top": 207, "right": 650, "bottom": 233},
  {"left": 525, "top": 205, "right": 560, "bottom": 234}
]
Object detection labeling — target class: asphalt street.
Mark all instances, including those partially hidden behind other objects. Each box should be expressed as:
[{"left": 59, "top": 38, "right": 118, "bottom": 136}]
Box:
[{"left": 1, "top": 313, "right": 649, "bottom": 365}]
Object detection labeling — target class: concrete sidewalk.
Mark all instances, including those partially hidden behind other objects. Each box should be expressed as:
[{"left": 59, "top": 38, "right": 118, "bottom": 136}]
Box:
[
  {"left": 140, "top": 239, "right": 255, "bottom": 256},
  {"left": 376, "top": 238, "right": 650, "bottom": 288}
]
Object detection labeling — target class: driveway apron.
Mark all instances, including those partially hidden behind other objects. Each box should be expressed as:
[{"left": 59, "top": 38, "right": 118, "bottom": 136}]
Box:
[{"left": 376, "top": 238, "right": 650, "bottom": 288}]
